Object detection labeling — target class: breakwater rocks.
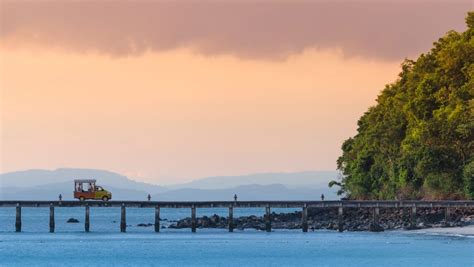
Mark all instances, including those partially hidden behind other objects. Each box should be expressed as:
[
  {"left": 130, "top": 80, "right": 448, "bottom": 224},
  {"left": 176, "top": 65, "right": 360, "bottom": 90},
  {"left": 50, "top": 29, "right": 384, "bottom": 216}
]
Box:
[
  {"left": 168, "top": 208, "right": 474, "bottom": 232},
  {"left": 66, "top": 218, "right": 80, "bottom": 223}
]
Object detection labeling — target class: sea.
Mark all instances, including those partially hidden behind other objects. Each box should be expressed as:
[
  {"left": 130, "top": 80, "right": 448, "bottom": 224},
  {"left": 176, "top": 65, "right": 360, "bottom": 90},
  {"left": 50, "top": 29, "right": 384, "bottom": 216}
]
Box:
[{"left": 0, "top": 207, "right": 473, "bottom": 266}]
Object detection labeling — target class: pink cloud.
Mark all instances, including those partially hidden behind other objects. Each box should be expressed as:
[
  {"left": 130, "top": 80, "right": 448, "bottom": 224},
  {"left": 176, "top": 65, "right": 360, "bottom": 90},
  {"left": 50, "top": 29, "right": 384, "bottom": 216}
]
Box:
[{"left": 1, "top": 1, "right": 471, "bottom": 60}]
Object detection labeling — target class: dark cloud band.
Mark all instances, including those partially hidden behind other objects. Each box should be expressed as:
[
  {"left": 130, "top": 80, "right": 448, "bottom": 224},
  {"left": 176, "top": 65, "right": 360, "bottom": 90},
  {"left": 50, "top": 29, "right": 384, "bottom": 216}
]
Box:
[{"left": 1, "top": 1, "right": 470, "bottom": 60}]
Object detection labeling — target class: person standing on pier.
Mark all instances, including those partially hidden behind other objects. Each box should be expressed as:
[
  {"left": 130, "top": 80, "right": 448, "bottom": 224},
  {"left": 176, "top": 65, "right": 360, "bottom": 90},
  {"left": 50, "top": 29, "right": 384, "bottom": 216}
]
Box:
[
  {"left": 321, "top": 194, "right": 325, "bottom": 201},
  {"left": 234, "top": 194, "right": 238, "bottom": 201},
  {"left": 147, "top": 194, "right": 151, "bottom": 201}
]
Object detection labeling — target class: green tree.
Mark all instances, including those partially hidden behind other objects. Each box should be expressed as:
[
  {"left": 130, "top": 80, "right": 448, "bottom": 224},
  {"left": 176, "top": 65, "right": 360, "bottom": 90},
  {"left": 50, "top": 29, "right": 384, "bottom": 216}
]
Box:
[{"left": 331, "top": 12, "right": 474, "bottom": 200}]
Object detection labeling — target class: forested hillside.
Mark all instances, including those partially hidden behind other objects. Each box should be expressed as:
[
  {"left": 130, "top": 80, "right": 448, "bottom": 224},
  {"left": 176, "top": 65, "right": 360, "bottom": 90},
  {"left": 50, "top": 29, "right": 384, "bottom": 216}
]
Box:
[{"left": 332, "top": 12, "right": 473, "bottom": 200}]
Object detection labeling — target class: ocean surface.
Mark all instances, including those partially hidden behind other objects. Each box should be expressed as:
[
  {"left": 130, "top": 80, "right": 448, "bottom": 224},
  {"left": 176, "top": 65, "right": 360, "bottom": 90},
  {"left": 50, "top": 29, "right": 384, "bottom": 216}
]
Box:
[{"left": 0, "top": 207, "right": 473, "bottom": 266}]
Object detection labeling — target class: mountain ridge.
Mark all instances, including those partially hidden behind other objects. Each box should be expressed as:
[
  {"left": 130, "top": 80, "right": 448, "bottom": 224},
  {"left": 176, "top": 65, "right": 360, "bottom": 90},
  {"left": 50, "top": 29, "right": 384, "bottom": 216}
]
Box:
[{"left": 0, "top": 168, "right": 338, "bottom": 200}]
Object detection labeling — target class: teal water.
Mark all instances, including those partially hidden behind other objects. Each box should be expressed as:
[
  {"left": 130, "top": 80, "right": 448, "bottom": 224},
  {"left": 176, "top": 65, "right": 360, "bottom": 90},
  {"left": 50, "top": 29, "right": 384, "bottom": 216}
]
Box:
[{"left": 0, "top": 208, "right": 473, "bottom": 266}]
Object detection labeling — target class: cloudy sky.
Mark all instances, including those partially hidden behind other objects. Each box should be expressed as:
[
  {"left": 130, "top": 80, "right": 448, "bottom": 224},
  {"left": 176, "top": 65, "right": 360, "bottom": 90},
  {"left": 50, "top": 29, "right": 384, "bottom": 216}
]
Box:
[{"left": 0, "top": 0, "right": 471, "bottom": 184}]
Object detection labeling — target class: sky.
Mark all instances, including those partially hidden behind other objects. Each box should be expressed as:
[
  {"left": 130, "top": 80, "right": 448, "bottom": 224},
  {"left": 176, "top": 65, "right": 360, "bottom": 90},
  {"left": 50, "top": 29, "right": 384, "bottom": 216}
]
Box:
[{"left": 0, "top": 0, "right": 472, "bottom": 184}]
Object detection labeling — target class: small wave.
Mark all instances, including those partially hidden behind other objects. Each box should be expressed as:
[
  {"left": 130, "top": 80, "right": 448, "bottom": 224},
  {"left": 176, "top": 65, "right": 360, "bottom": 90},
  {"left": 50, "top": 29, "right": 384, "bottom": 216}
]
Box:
[{"left": 416, "top": 231, "right": 474, "bottom": 239}]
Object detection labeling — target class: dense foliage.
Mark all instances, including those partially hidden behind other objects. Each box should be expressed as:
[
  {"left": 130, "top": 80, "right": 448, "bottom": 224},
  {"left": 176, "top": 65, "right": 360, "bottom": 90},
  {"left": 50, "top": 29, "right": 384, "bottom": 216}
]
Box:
[{"left": 332, "top": 12, "right": 474, "bottom": 200}]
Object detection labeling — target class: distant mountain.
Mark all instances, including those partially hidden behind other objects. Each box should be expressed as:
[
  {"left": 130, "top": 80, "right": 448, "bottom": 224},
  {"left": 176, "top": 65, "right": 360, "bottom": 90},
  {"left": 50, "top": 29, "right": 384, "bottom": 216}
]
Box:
[
  {"left": 155, "top": 183, "right": 337, "bottom": 201},
  {"left": 0, "top": 168, "right": 166, "bottom": 200},
  {"left": 0, "top": 168, "right": 338, "bottom": 200},
  {"left": 1, "top": 182, "right": 150, "bottom": 201},
  {"left": 169, "top": 171, "right": 338, "bottom": 189}
]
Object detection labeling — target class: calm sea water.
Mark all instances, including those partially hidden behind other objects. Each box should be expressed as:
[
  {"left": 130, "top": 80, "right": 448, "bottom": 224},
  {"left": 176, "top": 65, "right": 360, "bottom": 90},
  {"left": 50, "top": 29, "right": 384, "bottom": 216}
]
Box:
[{"left": 0, "top": 208, "right": 473, "bottom": 266}]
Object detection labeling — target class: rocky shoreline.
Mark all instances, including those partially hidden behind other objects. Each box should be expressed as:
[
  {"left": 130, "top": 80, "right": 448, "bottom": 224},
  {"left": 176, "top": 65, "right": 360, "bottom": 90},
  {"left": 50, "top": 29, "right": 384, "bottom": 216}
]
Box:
[{"left": 166, "top": 208, "right": 474, "bottom": 232}]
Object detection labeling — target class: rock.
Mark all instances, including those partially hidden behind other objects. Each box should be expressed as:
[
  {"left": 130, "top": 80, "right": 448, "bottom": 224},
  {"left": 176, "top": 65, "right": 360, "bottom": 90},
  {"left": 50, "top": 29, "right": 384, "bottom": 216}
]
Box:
[
  {"left": 369, "top": 223, "right": 384, "bottom": 232},
  {"left": 137, "top": 223, "right": 153, "bottom": 227},
  {"left": 210, "top": 214, "right": 220, "bottom": 224},
  {"left": 338, "top": 222, "right": 344, "bottom": 232},
  {"left": 67, "top": 218, "right": 80, "bottom": 223},
  {"left": 404, "top": 224, "right": 421, "bottom": 230},
  {"left": 166, "top": 207, "right": 473, "bottom": 232}
]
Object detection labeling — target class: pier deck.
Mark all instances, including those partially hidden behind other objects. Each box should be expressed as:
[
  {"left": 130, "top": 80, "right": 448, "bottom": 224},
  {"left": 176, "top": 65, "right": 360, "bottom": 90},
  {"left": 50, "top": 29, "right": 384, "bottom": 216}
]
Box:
[
  {"left": 2, "top": 200, "right": 473, "bottom": 233},
  {"left": 1, "top": 200, "right": 473, "bottom": 208}
]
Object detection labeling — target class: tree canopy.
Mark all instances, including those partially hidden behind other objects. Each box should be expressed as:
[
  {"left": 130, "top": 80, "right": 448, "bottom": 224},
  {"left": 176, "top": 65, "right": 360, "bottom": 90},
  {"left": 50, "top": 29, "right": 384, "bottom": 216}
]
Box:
[{"left": 332, "top": 12, "right": 474, "bottom": 200}]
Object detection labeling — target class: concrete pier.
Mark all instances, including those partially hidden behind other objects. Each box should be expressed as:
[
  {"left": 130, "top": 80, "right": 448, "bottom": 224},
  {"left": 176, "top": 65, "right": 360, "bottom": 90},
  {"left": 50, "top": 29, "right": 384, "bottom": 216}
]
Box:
[
  {"left": 265, "top": 205, "right": 271, "bottom": 232},
  {"left": 411, "top": 206, "right": 417, "bottom": 225},
  {"left": 373, "top": 207, "right": 380, "bottom": 223},
  {"left": 2, "top": 200, "right": 473, "bottom": 233},
  {"left": 155, "top": 206, "right": 160, "bottom": 233},
  {"left": 120, "top": 204, "right": 126, "bottom": 233},
  {"left": 445, "top": 207, "right": 451, "bottom": 223},
  {"left": 302, "top": 204, "right": 308, "bottom": 232},
  {"left": 15, "top": 204, "right": 21, "bottom": 232},
  {"left": 228, "top": 206, "right": 234, "bottom": 232},
  {"left": 338, "top": 206, "right": 344, "bottom": 232},
  {"left": 49, "top": 204, "right": 55, "bottom": 233},
  {"left": 85, "top": 205, "right": 90, "bottom": 232},
  {"left": 2, "top": 200, "right": 472, "bottom": 209},
  {"left": 191, "top": 205, "right": 197, "bottom": 233}
]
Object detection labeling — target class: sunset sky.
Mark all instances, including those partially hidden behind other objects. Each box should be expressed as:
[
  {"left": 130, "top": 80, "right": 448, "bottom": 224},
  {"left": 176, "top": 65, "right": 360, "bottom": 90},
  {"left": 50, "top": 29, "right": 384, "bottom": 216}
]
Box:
[{"left": 0, "top": 1, "right": 471, "bottom": 184}]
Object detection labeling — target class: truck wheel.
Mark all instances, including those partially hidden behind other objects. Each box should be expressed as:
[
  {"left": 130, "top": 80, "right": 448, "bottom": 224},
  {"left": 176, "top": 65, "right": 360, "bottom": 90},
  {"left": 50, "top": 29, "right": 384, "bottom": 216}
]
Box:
[
  {"left": 102, "top": 196, "right": 109, "bottom": 202},
  {"left": 79, "top": 196, "right": 85, "bottom": 202}
]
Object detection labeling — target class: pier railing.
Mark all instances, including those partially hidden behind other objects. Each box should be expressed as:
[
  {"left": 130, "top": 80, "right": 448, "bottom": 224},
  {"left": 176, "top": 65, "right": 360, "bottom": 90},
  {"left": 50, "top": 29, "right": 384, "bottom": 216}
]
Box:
[{"left": 2, "top": 200, "right": 473, "bottom": 233}]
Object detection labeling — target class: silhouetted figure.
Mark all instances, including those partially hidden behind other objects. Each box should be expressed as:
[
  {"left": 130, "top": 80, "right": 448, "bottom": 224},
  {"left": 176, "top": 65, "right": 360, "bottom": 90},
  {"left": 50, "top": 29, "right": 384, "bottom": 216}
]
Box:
[
  {"left": 147, "top": 194, "right": 151, "bottom": 201},
  {"left": 321, "top": 194, "right": 325, "bottom": 201},
  {"left": 59, "top": 194, "right": 62, "bottom": 201},
  {"left": 234, "top": 194, "right": 238, "bottom": 201}
]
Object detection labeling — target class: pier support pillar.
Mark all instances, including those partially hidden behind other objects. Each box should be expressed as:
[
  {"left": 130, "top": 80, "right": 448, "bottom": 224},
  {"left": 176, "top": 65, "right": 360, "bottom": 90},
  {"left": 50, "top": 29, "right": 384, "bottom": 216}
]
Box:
[
  {"left": 265, "top": 205, "right": 271, "bottom": 232},
  {"left": 302, "top": 204, "right": 308, "bottom": 232},
  {"left": 228, "top": 206, "right": 234, "bottom": 232},
  {"left": 49, "top": 204, "right": 55, "bottom": 233},
  {"left": 411, "top": 206, "right": 417, "bottom": 226},
  {"left": 445, "top": 207, "right": 451, "bottom": 224},
  {"left": 155, "top": 206, "right": 160, "bottom": 233},
  {"left": 338, "top": 206, "right": 344, "bottom": 232},
  {"left": 369, "top": 206, "right": 384, "bottom": 232},
  {"left": 15, "top": 203, "right": 21, "bottom": 233},
  {"left": 85, "top": 205, "right": 90, "bottom": 232},
  {"left": 120, "top": 204, "right": 126, "bottom": 233},
  {"left": 373, "top": 207, "right": 380, "bottom": 223},
  {"left": 191, "top": 205, "right": 197, "bottom": 233}
]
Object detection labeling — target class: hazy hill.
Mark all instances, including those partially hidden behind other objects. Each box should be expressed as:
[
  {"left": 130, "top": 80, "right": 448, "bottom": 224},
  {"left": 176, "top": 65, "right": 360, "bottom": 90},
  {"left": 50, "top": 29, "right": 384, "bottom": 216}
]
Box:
[
  {"left": 0, "top": 168, "right": 338, "bottom": 200},
  {"left": 0, "top": 168, "right": 166, "bottom": 193},
  {"left": 155, "top": 184, "right": 337, "bottom": 201},
  {"left": 1, "top": 182, "right": 150, "bottom": 201},
  {"left": 169, "top": 171, "right": 338, "bottom": 189}
]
